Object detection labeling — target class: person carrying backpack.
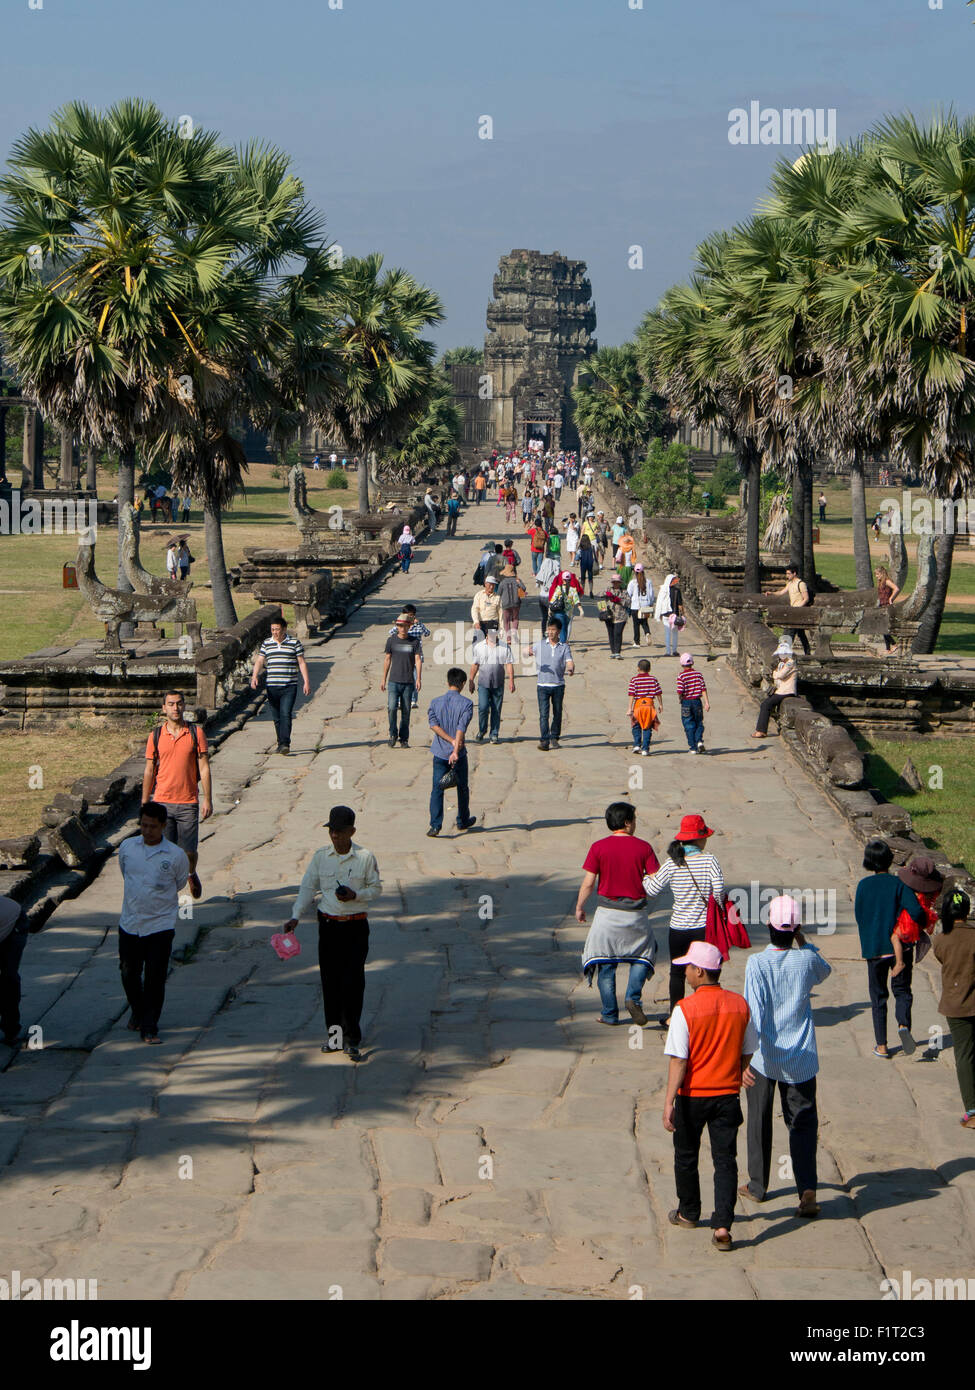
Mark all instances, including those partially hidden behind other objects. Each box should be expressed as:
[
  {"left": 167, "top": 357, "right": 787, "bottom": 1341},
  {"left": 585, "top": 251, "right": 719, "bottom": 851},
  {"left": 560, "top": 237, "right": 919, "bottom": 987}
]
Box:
[
  {"left": 445, "top": 492, "right": 462, "bottom": 538},
  {"left": 141, "top": 690, "right": 211, "bottom": 900}
]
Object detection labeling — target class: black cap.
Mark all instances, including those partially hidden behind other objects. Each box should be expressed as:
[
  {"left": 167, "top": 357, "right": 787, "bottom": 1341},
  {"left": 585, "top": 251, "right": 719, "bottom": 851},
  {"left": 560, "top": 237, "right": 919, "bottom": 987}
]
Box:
[{"left": 326, "top": 806, "right": 356, "bottom": 831}]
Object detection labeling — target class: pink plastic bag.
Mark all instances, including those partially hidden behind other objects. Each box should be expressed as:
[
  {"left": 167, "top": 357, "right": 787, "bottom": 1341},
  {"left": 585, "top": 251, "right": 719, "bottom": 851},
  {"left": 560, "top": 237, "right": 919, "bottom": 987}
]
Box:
[{"left": 270, "top": 932, "right": 301, "bottom": 961}]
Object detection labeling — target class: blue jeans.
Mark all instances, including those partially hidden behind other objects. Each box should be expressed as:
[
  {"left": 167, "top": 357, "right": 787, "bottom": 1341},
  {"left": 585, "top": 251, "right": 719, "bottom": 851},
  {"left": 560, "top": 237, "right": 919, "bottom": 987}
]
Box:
[
  {"left": 388, "top": 681, "right": 414, "bottom": 741},
  {"left": 537, "top": 684, "right": 564, "bottom": 743},
  {"left": 400, "top": 546, "right": 412, "bottom": 572},
  {"left": 550, "top": 608, "right": 569, "bottom": 643},
  {"left": 631, "top": 721, "right": 653, "bottom": 753},
  {"left": 266, "top": 682, "right": 298, "bottom": 747},
  {"left": 478, "top": 684, "right": 503, "bottom": 737},
  {"left": 597, "top": 959, "right": 653, "bottom": 1023},
  {"left": 680, "top": 698, "right": 704, "bottom": 750},
  {"left": 430, "top": 754, "right": 471, "bottom": 831},
  {"left": 531, "top": 550, "right": 542, "bottom": 575}
]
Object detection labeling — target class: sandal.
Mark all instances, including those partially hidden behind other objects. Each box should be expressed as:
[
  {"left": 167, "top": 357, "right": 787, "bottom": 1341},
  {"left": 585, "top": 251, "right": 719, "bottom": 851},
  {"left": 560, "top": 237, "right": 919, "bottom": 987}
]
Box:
[
  {"left": 872, "top": 1047, "right": 889, "bottom": 1059},
  {"left": 797, "top": 1191, "right": 820, "bottom": 1218},
  {"left": 738, "top": 1184, "right": 763, "bottom": 1202},
  {"left": 668, "top": 1208, "right": 698, "bottom": 1229},
  {"left": 712, "top": 1232, "right": 733, "bottom": 1251}
]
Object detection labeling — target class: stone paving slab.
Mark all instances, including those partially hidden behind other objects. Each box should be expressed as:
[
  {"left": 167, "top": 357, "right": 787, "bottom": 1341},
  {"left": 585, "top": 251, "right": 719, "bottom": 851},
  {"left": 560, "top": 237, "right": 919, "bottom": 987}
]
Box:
[{"left": 0, "top": 494, "right": 969, "bottom": 1299}]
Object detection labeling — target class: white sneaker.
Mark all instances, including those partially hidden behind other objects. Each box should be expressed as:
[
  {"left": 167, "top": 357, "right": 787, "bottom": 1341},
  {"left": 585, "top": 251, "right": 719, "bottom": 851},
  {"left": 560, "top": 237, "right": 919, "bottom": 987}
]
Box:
[
  {"left": 688, "top": 748, "right": 697, "bottom": 754},
  {"left": 641, "top": 749, "right": 650, "bottom": 756}
]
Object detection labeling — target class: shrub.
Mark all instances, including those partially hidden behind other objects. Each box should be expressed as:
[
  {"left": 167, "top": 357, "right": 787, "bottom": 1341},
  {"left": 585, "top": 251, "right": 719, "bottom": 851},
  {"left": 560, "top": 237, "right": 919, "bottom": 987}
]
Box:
[
  {"left": 709, "top": 453, "right": 741, "bottom": 500},
  {"left": 630, "top": 438, "right": 696, "bottom": 516},
  {"left": 326, "top": 469, "right": 349, "bottom": 489}
]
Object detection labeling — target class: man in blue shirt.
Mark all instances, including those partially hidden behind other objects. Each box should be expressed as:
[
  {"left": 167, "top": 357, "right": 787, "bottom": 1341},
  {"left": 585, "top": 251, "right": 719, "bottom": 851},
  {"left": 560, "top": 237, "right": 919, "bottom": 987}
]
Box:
[
  {"left": 536, "top": 618, "right": 575, "bottom": 751},
  {"left": 741, "top": 895, "right": 831, "bottom": 1218},
  {"left": 427, "top": 668, "right": 476, "bottom": 838}
]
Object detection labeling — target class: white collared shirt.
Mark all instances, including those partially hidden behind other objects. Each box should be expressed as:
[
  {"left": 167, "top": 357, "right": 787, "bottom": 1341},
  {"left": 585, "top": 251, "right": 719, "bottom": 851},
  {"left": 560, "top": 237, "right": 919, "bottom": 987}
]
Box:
[
  {"left": 118, "top": 836, "right": 189, "bottom": 936},
  {"left": 292, "top": 841, "right": 382, "bottom": 920}
]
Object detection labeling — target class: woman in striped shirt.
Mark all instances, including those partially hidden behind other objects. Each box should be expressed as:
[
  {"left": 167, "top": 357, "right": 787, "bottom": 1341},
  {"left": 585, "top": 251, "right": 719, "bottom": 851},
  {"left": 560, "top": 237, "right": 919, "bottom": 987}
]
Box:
[{"left": 643, "top": 814, "right": 725, "bottom": 1022}]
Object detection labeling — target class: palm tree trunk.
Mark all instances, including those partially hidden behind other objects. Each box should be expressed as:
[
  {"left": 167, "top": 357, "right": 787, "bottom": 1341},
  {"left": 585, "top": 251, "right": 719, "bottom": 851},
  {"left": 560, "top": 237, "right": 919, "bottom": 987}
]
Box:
[
  {"left": 801, "top": 460, "right": 815, "bottom": 592},
  {"left": 742, "top": 444, "right": 761, "bottom": 594},
  {"left": 911, "top": 529, "right": 955, "bottom": 654},
  {"left": 85, "top": 448, "right": 97, "bottom": 492},
  {"left": 789, "top": 469, "right": 804, "bottom": 573},
  {"left": 204, "top": 502, "right": 239, "bottom": 629},
  {"left": 116, "top": 443, "right": 136, "bottom": 638},
  {"left": 357, "top": 452, "right": 370, "bottom": 513},
  {"left": 850, "top": 454, "right": 873, "bottom": 590}
]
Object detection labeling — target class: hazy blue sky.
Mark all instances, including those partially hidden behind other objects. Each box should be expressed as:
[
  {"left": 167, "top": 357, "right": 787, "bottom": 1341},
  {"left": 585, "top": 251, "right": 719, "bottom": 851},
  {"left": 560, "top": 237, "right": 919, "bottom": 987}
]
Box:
[{"left": 2, "top": 0, "right": 972, "bottom": 349}]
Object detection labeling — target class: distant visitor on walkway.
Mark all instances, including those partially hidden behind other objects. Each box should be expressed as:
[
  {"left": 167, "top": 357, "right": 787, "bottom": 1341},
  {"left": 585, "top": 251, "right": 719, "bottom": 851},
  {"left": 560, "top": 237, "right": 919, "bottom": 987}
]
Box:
[
  {"left": 643, "top": 815, "right": 725, "bottom": 1024},
  {"left": 251, "top": 615, "right": 312, "bottom": 755},
  {"left": 427, "top": 668, "right": 477, "bottom": 837},
  {"left": 854, "top": 838, "right": 926, "bottom": 1059},
  {"left": 933, "top": 889, "right": 975, "bottom": 1129},
  {"left": 283, "top": 805, "right": 382, "bottom": 1063},
  {"left": 382, "top": 614, "right": 423, "bottom": 747}
]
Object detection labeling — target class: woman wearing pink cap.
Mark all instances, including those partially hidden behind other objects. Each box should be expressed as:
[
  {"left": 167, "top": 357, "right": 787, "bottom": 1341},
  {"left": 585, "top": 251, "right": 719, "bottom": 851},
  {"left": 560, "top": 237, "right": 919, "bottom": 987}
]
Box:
[
  {"left": 643, "top": 815, "right": 725, "bottom": 1024},
  {"left": 599, "top": 573, "right": 628, "bottom": 658},
  {"left": 740, "top": 895, "right": 832, "bottom": 1219}
]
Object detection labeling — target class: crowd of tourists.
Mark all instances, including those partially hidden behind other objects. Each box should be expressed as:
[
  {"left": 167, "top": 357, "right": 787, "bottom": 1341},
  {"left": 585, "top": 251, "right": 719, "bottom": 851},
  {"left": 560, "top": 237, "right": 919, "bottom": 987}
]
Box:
[{"left": 1, "top": 450, "right": 971, "bottom": 1258}]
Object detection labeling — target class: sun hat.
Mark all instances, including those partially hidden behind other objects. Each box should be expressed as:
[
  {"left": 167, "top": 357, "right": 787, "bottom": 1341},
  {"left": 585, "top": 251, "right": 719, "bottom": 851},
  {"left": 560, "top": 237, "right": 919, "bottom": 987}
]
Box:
[
  {"left": 774, "top": 640, "right": 794, "bottom": 657},
  {"left": 674, "top": 813, "right": 714, "bottom": 841},
  {"left": 897, "top": 856, "right": 944, "bottom": 895},
  {"left": 616, "top": 515, "right": 624, "bottom": 523},
  {"left": 483, "top": 574, "right": 498, "bottom": 585},
  {"left": 395, "top": 613, "right": 412, "bottom": 624},
  {"left": 609, "top": 571, "right": 621, "bottom": 583},
  {"left": 562, "top": 570, "right": 573, "bottom": 579},
  {"left": 634, "top": 563, "right": 644, "bottom": 572},
  {"left": 672, "top": 940, "right": 723, "bottom": 971},
  {"left": 768, "top": 894, "right": 801, "bottom": 929},
  {"left": 679, "top": 652, "right": 694, "bottom": 666}
]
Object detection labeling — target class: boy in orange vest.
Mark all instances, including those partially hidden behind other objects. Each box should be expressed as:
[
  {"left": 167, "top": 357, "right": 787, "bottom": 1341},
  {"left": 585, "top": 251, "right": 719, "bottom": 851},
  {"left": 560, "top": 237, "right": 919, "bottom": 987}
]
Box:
[{"left": 663, "top": 940, "right": 757, "bottom": 1250}]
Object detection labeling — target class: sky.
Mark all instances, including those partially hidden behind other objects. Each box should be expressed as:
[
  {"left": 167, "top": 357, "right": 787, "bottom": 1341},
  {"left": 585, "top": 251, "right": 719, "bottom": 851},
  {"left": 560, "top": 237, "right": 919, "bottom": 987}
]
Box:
[{"left": 2, "top": 0, "right": 973, "bottom": 351}]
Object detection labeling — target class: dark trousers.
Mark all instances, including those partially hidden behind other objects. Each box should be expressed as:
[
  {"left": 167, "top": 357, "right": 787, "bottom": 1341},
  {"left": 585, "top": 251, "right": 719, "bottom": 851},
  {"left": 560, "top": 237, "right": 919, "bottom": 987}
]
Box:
[
  {"left": 0, "top": 920, "right": 28, "bottom": 1038},
  {"left": 755, "top": 692, "right": 787, "bottom": 736},
  {"left": 446, "top": 512, "right": 458, "bottom": 536},
  {"left": 631, "top": 612, "right": 650, "bottom": 644},
  {"left": 785, "top": 625, "right": 811, "bottom": 656},
  {"left": 538, "top": 599, "right": 549, "bottom": 628},
  {"left": 744, "top": 1072, "right": 818, "bottom": 1198},
  {"left": 607, "top": 619, "right": 626, "bottom": 654},
  {"left": 819, "top": 505, "right": 826, "bottom": 522},
  {"left": 317, "top": 914, "right": 369, "bottom": 1048},
  {"left": 266, "top": 682, "right": 298, "bottom": 747},
  {"left": 537, "top": 684, "right": 564, "bottom": 742},
  {"left": 118, "top": 927, "right": 174, "bottom": 1034},
  {"left": 430, "top": 754, "right": 471, "bottom": 831},
  {"left": 680, "top": 698, "right": 704, "bottom": 750},
  {"left": 673, "top": 1093, "right": 743, "bottom": 1229},
  {"left": 947, "top": 1016, "right": 975, "bottom": 1114},
  {"left": 867, "top": 949, "right": 913, "bottom": 1045},
  {"left": 669, "top": 926, "right": 706, "bottom": 1013},
  {"left": 579, "top": 557, "right": 594, "bottom": 592}
]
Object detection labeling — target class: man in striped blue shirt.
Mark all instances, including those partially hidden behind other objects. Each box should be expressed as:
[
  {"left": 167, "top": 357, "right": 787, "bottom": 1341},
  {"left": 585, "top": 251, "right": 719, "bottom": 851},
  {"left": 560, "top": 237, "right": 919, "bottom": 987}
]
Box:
[
  {"left": 251, "top": 616, "right": 312, "bottom": 755},
  {"left": 741, "top": 895, "right": 831, "bottom": 1219}
]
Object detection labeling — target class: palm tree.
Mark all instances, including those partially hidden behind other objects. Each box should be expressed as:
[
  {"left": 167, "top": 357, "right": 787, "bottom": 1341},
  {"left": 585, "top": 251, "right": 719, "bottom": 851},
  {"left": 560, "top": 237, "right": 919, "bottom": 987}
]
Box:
[
  {"left": 570, "top": 343, "right": 667, "bottom": 475},
  {"left": 384, "top": 369, "right": 461, "bottom": 482},
  {"left": 0, "top": 99, "right": 233, "bottom": 595},
  {"left": 818, "top": 113, "right": 975, "bottom": 650},
  {"left": 317, "top": 253, "right": 445, "bottom": 514}
]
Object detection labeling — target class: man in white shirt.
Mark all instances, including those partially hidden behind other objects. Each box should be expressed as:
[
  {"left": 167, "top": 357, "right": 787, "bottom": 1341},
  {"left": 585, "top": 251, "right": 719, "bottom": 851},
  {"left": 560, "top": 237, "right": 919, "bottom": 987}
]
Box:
[
  {"left": 118, "top": 802, "right": 189, "bottom": 1044},
  {"left": 282, "top": 806, "right": 382, "bottom": 1062},
  {"left": 553, "top": 470, "right": 565, "bottom": 501},
  {"left": 468, "top": 629, "right": 515, "bottom": 744}
]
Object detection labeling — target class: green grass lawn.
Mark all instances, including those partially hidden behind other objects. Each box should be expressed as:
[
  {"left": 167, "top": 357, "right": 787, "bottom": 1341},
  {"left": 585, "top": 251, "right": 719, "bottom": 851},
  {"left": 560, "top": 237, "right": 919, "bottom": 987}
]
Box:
[
  {"left": 0, "top": 464, "right": 354, "bottom": 660},
  {"left": 857, "top": 734, "right": 975, "bottom": 875}
]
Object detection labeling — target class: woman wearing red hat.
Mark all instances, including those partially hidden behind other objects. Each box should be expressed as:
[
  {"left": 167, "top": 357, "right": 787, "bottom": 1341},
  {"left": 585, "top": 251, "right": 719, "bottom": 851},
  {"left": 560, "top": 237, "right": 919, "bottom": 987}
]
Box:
[{"left": 643, "top": 814, "right": 725, "bottom": 1024}]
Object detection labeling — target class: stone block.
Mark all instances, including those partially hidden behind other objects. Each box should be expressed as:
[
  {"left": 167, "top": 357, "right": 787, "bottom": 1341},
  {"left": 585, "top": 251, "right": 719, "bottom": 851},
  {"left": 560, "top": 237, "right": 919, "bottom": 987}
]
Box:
[
  {"left": 41, "top": 792, "right": 88, "bottom": 827},
  {"left": 70, "top": 774, "right": 127, "bottom": 805},
  {"left": 48, "top": 815, "right": 96, "bottom": 868},
  {"left": 381, "top": 1237, "right": 494, "bottom": 1282},
  {"left": 0, "top": 836, "right": 39, "bottom": 870}
]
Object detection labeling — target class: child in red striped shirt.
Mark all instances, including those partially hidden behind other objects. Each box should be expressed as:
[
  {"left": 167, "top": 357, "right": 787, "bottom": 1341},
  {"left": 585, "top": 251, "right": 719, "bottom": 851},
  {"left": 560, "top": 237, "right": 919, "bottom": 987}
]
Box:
[
  {"left": 627, "top": 659, "right": 663, "bottom": 755},
  {"left": 677, "top": 653, "right": 710, "bottom": 753}
]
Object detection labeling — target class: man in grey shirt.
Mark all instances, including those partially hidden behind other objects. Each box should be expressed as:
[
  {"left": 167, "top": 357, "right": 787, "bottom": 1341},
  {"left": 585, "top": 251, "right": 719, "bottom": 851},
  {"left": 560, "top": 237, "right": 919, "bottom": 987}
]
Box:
[
  {"left": 536, "top": 618, "right": 575, "bottom": 751},
  {"left": 469, "top": 629, "right": 515, "bottom": 744}
]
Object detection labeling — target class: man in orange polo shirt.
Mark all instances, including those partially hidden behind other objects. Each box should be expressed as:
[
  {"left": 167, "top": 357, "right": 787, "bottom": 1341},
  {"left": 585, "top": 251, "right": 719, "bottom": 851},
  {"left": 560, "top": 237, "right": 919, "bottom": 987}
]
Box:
[
  {"left": 141, "top": 691, "right": 212, "bottom": 900},
  {"left": 662, "top": 940, "right": 757, "bottom": 1250}
]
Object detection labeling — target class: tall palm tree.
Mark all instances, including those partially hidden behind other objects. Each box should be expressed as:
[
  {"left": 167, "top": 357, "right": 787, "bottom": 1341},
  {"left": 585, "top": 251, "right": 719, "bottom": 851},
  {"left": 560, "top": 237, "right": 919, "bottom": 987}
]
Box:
[
  {"left": 385, "top": 369, "right": 461, "bottom": 482},
  {"left": 0, "top": 99, "right": 233, "bottom": 594},
  {"left": 318, "top": 253, "right": 445, "bottom": 514},
  {"left": 570, "top": 343, "right": 667, "bottom": 475},
  {"left": 819, "top": 112, "right": 975, "bottom": 650}
]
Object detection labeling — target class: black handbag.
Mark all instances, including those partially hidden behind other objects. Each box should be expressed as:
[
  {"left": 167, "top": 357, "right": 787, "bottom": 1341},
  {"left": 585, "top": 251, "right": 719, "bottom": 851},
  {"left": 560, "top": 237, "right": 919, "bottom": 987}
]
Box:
[{"left": 439, "top": 765, "right": 459, "bottom": 789}]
